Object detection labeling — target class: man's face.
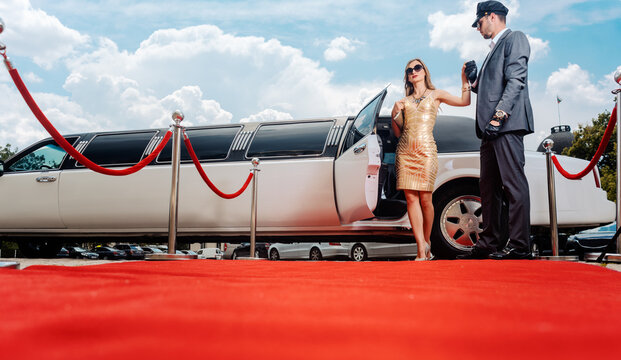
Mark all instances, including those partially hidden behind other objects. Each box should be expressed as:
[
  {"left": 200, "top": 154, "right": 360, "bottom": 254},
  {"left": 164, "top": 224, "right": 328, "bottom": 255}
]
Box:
[{"left": 476, "top": 14, "right": 494, "bottom": 39}]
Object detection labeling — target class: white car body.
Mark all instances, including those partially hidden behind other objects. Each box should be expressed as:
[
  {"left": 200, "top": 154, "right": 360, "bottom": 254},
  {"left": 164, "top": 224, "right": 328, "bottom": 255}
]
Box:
[
  {"left": 0, "top": 88, "right": 614, "bottom": 258},
  {"left": 267, "top": 243, "right": 348, "bottom": 260},
  {"left": 196, "top": 248, "right": 223, "bottom": 260},
  {"left": 342, "top": 242, "right": 418, "bottom": 261}
]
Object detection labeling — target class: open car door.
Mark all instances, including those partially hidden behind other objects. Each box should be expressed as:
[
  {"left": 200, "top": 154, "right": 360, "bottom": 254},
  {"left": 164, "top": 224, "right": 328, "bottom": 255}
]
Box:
[{"left": 334, "top": 88, "right": 387, "bottom": 224}]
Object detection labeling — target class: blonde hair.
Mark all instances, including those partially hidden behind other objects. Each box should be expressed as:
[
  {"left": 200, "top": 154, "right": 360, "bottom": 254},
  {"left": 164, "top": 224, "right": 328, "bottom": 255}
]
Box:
[{"left": 403, "top": 58, "right": 436, "bottom": 96}]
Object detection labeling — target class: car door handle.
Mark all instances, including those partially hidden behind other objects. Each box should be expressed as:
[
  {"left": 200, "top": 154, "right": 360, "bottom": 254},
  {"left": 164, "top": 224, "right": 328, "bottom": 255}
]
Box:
[
  {"left": 353, "top": 143, "right": 366, "bottom": 154},
  {"left": 36, "top": 176, "right": 57, "bottom": 183}
]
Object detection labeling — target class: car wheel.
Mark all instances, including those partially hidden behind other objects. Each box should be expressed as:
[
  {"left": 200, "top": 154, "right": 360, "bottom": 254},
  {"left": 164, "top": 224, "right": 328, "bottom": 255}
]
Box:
[
  {"left": 351, "top": 244, "right": 367, "bottom": 261},
  {"left": 431, "top": 182, "right": 508, "bottom": 259},
  {"left": 269, "top": 248, "right": 280, "bottom": 260},
  {"left": 254, "top": 250, "right": 261, "bottom": 258},
  {"left": 232, "top": 251, "right": 238, "bottom": 260},
  {"left": 103, "top": 255, "right": 109, "bottom": 260},
  {"left": 309, "top": 247, "right": 322, "bottom": 261}
]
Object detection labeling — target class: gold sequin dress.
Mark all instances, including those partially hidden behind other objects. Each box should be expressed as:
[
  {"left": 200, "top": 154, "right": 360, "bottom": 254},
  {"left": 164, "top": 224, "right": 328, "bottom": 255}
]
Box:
[{"left": 395, "top": 90, "right": 439, "bottom": 192}]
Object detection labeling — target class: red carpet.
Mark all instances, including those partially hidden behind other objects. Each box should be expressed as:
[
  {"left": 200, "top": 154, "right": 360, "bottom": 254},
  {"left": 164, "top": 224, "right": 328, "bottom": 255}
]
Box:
[{"left": 1, "top": 260, "right": 620, "bottom": 359}]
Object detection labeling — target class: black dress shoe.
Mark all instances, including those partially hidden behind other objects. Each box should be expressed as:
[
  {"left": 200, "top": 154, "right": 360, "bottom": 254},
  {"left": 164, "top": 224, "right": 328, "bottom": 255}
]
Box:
[
  {"left": 456, "top": 246, "right": 491, "bottom": 260},
  {"left": 489, "top": 246, "right": 532, "bottom": 260}
]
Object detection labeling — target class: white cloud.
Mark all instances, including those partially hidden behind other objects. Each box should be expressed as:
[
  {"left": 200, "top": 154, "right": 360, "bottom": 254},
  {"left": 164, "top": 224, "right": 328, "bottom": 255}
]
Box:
[
  {"left": 2, "top": 21, "right": 390, "bottom": 149},
  {"left": 323, "top": 37, "right": 363, "bottom": 62},
  {"left": 240, "top": 109, "right": 293, "bottom": 123},
  {"left": 546, "top": 63, "right": 611, "bottom": 106},
  {"left": 526, "top": 35, "right": 549, "bottom": 61},
  {"left": 0, "top": 0, "right": 89, "bottom": 69},
  {"left": 427, "top": 0, "right": 548, "bottom": 62}
]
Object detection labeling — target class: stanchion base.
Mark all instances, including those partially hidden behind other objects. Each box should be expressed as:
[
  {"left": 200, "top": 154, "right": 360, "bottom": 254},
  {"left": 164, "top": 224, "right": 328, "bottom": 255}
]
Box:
[
  {"left": 235, "top": 257, "right": 267, "bottom": 261},
  {"left": 584, "top": 252, "right": 621, "bottom": 263},
  {"left": 0, "top": 261, "right": 20, "bottom": 269},
  {"left": 535, "top": 255, "right": 579, "bottom": 261},
  {"left": 145, "top": 254, "right": 198, "bottom": 261}
]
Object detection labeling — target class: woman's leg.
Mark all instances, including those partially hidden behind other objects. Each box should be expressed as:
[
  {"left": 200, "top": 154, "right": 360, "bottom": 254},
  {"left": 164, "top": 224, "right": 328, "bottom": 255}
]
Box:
[
  {"left": 404, "top": 189, "right": 427, "bottom": 259},
  {"left": 419, "top": 191, "right": 434, "bottom": 247}
]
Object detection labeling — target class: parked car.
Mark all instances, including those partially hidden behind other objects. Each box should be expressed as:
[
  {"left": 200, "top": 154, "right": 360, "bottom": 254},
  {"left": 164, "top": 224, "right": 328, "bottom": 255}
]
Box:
[
  {"left": 222, "top": 243, "right": 241, "bottom": 259},
  {"left": 232, "top": 243, "right": 270, "bottom": 259},
  {"left": 65, "top": 246, "right": 99, "bottom": 259},
  {"left": 181, "top": 250, "right": 198, "bottom": 256},
  {"left": 268, "top": 242, "right": 348, "bottom": 260},
  {"left": 566, "top": 222, "right": 618, "bottom": 257},
  {"left": 0, "top": 88, "right": 615, "bottom": 258},
  {"left": 339, "top": 242, "right": 418, "bottom": 261},
  {"left": 56, "top": 247, "right": 70, "bottom": 258},
  {"left": 141, "top": 246, "right": 165, "bottom": 254},
  {"left": 92, "top": 246, "right": 126, "bottom": 260},
  {"left": 115, "top": 244, "right": 145, "bottom": 259},
  {"left": 196, "top": 248, "right": 223, "bottom": 260}
]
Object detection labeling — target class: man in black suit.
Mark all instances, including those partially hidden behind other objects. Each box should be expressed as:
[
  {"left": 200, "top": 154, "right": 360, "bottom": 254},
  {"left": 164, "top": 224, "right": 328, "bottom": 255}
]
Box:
[{"left": 458, "top": 1, "right": 534, "bottom": 260}]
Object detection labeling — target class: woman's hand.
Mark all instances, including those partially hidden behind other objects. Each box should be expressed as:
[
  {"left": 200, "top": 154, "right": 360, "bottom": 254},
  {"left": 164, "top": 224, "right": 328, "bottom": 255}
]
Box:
[
  {"left": 392, "top": 99, "right": 405, "bottom": 114},
  {"left": 461, "top": 63, "right": 468, "bottom": 84}
]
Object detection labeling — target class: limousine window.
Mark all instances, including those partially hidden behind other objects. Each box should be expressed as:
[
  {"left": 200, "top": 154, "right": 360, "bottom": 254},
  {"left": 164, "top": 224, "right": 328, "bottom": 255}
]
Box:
[
  {"left": 343, "top": 91, "right": 384, "bottom": 152},
  {"left": 246, "top": 121, "right": 333, "bottom": 158},
  {"left": 433, "top": 116, "right": 479, "bottom": 153},
  {"left": 8, "top": 137, "right": 78, "bottom": 172},
  {"left": 158, "top": 126, "right": 241, "bottom": 163},
  {"left": 79, "top": 131, "right": 157, "bottom": 166}
]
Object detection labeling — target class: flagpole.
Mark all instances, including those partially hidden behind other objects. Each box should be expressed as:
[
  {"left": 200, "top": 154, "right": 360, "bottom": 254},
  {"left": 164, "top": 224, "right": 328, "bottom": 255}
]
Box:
[{"left": 556, "top": 95, "right": 562, "bottom": 125}]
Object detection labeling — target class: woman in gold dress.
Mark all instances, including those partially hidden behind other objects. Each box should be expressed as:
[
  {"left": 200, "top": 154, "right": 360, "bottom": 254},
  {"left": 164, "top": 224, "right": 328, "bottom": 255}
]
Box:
[{"left": 391, "top": 58, "right": 471, "bottom": 260}]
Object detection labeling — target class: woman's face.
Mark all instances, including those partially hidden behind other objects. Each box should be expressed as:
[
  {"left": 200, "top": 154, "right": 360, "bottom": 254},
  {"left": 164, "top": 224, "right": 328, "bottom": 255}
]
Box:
[{"left": 407, "top": 61, "right": 426, "bottom": 84}]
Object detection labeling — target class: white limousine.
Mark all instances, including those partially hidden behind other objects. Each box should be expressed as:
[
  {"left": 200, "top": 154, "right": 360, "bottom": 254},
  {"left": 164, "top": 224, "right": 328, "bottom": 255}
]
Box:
[{"left": 0, "top": 89, "right": 614, "bottom": 258}]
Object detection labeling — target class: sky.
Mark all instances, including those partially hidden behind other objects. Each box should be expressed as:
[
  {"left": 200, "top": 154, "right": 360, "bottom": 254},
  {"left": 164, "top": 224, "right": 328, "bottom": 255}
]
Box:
[{"left": 0, "top": 0, "right": 620, "bottom": 151}]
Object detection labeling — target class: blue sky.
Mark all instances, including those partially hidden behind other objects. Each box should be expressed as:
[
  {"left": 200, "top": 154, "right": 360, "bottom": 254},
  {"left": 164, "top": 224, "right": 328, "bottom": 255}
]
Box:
[{"left": 1, "top": 0, "right": 620, "bottom": 151}]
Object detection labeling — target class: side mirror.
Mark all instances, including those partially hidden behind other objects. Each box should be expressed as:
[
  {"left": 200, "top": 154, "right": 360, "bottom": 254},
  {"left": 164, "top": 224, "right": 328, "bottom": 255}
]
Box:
[{"left": 0, "top": 160, "right": 4, "bottom": 177}]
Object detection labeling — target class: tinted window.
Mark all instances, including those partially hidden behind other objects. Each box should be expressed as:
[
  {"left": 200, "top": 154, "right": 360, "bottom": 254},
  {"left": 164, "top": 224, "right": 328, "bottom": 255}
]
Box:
[
  {"left": 247, "top": 122, "right": 333, "bottom": 158},
  {"left": 433, "top": 116, "right": 480, "bottom": 153},
  {"left": 8, "top": 138, "right": 77, "bottom": 171},
  {"left": 80, "top": 132, "right": 156, "bottom": 166},
  {"left": 343, "top": 90, "right": 385, "bottom": 151},
  {"left": 158, "top": 126, "right": 240, "bottom": 162}
]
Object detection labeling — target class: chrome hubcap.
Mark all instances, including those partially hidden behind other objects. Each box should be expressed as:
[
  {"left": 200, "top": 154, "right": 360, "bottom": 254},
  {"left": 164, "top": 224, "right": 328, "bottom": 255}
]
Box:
[
  {"left": 440, "top": 195, "right": 483, "bottom": 251},
  {"left": 352, "top": 246, "right": 365, "bottom": 261}
]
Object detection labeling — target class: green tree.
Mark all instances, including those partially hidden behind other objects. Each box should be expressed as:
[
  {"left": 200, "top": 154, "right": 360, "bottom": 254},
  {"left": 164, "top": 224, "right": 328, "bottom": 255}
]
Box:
[
  {"left": 562, "top": 110, "right": 616, "bottom": 201},
  {"left": 0, "top": 143, "right": 17, "bottom": 161}
]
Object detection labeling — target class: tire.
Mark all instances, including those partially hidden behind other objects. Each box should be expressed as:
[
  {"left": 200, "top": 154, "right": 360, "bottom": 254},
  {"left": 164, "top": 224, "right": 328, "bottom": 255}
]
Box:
[
  {"left": 254, "top": 250, "right": 261, "bottom": 258},
  {"left": 309, "top": 247, "right": 322, "bottom": 261},
  {"left": 351, "top": 244, "right": 367, "bottom": 261},
  {"left": 269, "top": 248, "right": 280, "bottom": 260},
  {"left": 232, "top": 251, "right": 238, "bottom": 260},
  {"left": 431, "top": 181, "right": 508, "bottom": 259},
  {"left": 103, "top": 256, "right": 109, "bottom": 260}
]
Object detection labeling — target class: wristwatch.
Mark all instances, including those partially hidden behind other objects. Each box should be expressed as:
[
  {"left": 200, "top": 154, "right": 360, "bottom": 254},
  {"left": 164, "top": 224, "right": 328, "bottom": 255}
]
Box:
[{"left": 494, "top": 109, "right": 508, "bottom": 120}]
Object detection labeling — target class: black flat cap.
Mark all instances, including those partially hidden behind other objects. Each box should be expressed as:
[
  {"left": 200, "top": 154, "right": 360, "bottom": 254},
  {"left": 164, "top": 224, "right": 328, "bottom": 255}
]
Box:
[{"left": 472, "top": 1, "right": 509, "bottom": 27}]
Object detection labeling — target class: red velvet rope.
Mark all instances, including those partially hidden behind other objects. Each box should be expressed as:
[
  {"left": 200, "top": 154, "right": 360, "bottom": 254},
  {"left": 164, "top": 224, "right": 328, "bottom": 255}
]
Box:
[
  {"left": 183, "top": 133, "right": 253, "bottom": 199},
  {"left": 8, "top": 67, "right": 171, "bottom": 176},
  {"left": 551, "top": 105, "right": 617, "bottom": 180}
]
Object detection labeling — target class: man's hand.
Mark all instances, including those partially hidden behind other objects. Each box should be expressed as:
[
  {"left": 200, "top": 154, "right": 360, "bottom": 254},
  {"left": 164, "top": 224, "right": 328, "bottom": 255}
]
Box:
[{"left": 484, "top": 110, "right": 508, "bottom": 140}]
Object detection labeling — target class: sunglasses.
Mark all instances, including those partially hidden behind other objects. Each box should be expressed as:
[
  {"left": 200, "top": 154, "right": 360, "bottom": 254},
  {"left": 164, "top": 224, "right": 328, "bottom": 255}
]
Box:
[{"left": 405, "top": 64, "right": 424, "bottom": 75}]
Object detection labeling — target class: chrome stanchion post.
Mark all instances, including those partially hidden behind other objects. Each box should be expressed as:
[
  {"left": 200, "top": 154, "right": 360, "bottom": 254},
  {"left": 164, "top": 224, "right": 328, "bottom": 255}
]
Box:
[
  {"left": 239, "top": 158, "right": 263, "bottom": 260},
  {"left": 616, "top": 71, "right": 621, "bottom": 255},
  {"left": 250, "top": 158, "right": 260, "bottom": 258},
  {"left": 537, "top": 139, "right": 577, "bottom": 261},
  {"left": 167, "top": 110, "right": 183, "bottom": 254},
  {"left": 146, "top": 110, "right": 196, "bottom": 261},
  {"left": 585, "top": 69, "right": 621, "bottom": 263}
]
